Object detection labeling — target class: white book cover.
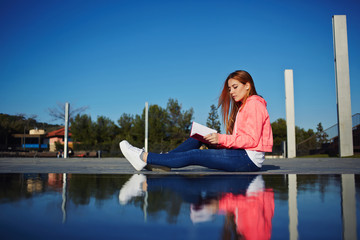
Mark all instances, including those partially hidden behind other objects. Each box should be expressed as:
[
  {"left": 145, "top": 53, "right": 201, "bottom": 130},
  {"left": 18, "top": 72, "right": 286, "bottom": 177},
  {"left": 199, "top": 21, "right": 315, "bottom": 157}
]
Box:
[{"left": 190, "top": 122, "right": 217, "bottom": 144}]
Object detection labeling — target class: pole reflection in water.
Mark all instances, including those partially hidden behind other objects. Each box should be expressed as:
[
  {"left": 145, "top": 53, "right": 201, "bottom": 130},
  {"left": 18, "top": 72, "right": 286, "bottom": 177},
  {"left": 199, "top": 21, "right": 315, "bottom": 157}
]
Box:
[
  {"left": 288, "top": 174, "right": 298, "bottom": 240},
  {"left": 284, "top": 174, "right": 358, "bottom": 240},
  {"left": 119, "top": 174, "right": 275, "bottom": 239},
  {"left": 0, "top": 173, "right": 359, "bottom": 239},
  {"left": 62, "top": 173, "right": 67, "bottom": 224},
  {"left": 341, "top": 174, "right": 357, "bottom": 240}
]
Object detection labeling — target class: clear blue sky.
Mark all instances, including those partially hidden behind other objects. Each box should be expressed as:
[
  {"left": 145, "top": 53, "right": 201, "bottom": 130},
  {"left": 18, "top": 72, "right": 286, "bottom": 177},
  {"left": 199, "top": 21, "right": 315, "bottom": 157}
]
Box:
[{"left": 1, "top": 0, "right": 359, "bottom": 131}]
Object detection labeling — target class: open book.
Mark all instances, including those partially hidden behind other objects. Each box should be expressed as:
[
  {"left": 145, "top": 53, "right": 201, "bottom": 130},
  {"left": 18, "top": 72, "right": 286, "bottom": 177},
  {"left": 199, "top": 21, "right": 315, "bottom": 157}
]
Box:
[{"left": 190, "top": 122, "right": 217, "bottom": 144}]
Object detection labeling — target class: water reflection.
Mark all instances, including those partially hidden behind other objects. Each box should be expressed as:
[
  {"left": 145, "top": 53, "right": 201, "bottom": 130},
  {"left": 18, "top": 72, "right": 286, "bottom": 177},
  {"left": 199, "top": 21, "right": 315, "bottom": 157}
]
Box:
[
  {"left": 341, "top": 174, "right": 357, "bottom": 240},
  {"left": 0, "top": 173, "right": 359, "bottom": 239},
  {"left": 119, "top": 174, "right": 274, "bottom": 239}
]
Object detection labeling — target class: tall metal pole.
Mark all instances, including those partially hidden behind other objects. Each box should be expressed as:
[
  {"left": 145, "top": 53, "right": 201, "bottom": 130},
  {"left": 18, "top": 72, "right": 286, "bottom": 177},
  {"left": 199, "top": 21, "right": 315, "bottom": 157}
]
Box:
[
  {"left": 145, "top": 102, "right": 148, "bottom": 152},
  {"left": 64, "top": 102, "right": 70, "bottom": 158}
]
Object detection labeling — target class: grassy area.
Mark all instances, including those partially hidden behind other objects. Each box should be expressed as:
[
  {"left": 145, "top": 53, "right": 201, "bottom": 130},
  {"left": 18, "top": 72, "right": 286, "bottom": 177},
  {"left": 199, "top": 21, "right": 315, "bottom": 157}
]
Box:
[
  {"left": 298, "top": 154, "right": 331, "bottom": 158},
  {"left": 298, "top": 153, "right": 360, "bottom": 158},
  {"left": 344, "top": 154, "right": 360, "bottom": 158}
]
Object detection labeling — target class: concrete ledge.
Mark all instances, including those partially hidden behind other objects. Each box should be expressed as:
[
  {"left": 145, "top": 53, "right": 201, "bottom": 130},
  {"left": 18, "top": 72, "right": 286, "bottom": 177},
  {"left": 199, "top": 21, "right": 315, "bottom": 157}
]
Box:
[{"left": 0, "top": 157, "right": 359, "bottom": 174}]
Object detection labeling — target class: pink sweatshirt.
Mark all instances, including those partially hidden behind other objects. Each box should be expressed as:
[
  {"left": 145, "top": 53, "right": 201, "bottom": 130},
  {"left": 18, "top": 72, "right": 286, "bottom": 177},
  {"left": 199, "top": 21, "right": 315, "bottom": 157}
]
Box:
[{"left": 218, "top": 95, "right": 273, "bottom": 152}]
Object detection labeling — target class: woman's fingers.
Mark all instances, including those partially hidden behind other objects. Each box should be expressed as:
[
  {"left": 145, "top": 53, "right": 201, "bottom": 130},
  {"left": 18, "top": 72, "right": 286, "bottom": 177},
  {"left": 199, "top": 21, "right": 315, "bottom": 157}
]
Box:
[{"left": 204, "top": 133, "right": 218, "bottom": 144}]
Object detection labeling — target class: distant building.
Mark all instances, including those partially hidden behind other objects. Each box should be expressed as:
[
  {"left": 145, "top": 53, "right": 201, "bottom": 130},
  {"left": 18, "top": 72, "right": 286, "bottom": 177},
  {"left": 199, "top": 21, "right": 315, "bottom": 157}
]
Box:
[
  {"left": 12, "top": 128, "right": 48, "bottom": 150},
  {"left": 47, "top": 127, "right": 73, "bottom": 152},
  {"left": 10, "top": 127, "right": 73, "bottom": 152}
]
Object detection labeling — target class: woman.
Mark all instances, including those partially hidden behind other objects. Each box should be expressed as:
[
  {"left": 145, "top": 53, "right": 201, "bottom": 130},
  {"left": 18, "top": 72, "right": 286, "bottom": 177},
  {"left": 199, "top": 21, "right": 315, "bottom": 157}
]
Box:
[{"left": 120, "top": 70, "right": 273, "bottom": 172}]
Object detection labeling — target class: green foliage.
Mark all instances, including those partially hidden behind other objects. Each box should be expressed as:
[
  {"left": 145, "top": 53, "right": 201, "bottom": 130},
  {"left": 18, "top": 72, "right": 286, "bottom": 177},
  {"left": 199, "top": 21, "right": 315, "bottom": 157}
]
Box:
[
  {"left": 94, "top": 116, "right": 119, "bottom": 150},
  {"left": 0, "top": 113, "right": 60, "bottom": 149},
  {"left": 67, "top": 98, "right": 194, "bottom": 155},
  {"left": 296, "top": 126, "right": 315, "bottom": 144},
  {"left": 271, "top": 118, "right": 287, "bottom": 154},
  {"left": 316, "top": 122, "right": 329, "bottom": 144},
  {"left": 54, "top": 141, "right": 63, "bottom": 151},
  {"left": 0, "top": 109, "right": 333, "bottom": 158},
  {"left": 271, "top": 118, "right": 316, "bottom": 155},
  {"left": 121, "top": 99, "right": 194, "bottom": 153},
  {"left": 295, "top": 126, "right": 316, "bottom": 156},
  {"left": 165, "top": 99, "right": 194, "bottom": 150},
  {"left": 148, "top": 104, "right": 168, "bottom": 152},
  {"left": 131, "top": 114, "right": 145, "bottom": 148},
  {"left": 206, "top": 104, "right": 221, "bottom": 133},
  {"left": 70, "top": 114, "right": 95, "bottom": 144},
  {"left": 117, "top": 113, "right": 134, "bottom": 140},
  {"left": 71, "top": 114, "right": 119, "bottom": 152}
]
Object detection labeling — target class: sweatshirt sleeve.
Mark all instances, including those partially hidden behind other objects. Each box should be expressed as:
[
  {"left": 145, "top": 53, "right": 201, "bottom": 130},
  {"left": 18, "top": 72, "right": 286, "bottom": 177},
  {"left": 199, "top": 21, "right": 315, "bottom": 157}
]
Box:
[{"left": 218, "top": 99, "right": 266, "bottom": 149}]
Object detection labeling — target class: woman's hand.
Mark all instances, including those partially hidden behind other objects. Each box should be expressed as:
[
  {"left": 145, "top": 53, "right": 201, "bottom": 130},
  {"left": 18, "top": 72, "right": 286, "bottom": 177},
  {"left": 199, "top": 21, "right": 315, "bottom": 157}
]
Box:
[{"left": 204, "top": 133, "right": 219, "bottom": 145}]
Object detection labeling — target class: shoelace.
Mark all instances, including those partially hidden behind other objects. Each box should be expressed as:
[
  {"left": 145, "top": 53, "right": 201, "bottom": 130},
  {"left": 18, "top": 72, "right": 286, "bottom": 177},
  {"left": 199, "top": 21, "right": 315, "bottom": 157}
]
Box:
[{"left": 128, "top": 143, "right": 144, "bottom": 155}]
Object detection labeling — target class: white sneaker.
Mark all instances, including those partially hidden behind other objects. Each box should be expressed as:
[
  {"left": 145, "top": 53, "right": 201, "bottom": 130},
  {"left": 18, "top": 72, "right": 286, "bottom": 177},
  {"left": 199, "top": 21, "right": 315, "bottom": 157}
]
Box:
[
  {"left": 119, "top": 174, "right": 146, "bottom": 205},
  {"left": 119, "top": 140, "right": 147, "bottom": 171}
]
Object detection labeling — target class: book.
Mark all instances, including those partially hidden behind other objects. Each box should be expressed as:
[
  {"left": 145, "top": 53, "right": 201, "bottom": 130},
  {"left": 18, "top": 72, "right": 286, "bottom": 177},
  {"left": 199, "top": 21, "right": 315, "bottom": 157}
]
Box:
[{"left": 190, "top": 122, "right": 217, "bottom": 144}]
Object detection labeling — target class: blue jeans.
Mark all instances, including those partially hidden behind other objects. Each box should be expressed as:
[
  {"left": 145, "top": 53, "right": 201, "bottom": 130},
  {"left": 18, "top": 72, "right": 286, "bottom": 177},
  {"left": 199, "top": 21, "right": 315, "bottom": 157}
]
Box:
[{"left": 147, "top": 138, "right": 260, "bottom": 172}]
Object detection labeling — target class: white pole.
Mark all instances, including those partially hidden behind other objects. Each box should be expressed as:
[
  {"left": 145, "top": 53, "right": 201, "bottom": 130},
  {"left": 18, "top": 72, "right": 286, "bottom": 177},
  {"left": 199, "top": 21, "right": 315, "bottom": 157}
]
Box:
[
  {"left": 285, "top": 69, "right": 296, "bottom": 158},
  {"left": 332, "top": 15, "right": 354, "bottom": 157},
  {"left": 64, "top": 102, "right": 70, "bottom": 158},
  {"left": 145, "top": 102, "right": 148, "bottom": 152}
]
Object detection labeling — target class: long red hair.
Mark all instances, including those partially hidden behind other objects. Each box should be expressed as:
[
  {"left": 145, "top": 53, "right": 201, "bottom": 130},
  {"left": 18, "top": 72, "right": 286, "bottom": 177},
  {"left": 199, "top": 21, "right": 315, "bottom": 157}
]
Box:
[{"left": 218, "top": 70, "right": 258, "bottom": 134}]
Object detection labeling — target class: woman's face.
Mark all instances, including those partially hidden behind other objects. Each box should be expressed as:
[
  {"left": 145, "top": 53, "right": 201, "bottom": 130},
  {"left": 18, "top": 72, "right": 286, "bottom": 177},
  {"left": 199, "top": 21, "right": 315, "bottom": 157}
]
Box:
[{"left": 228, "top": 78, "right": 250, "bottom": 102}]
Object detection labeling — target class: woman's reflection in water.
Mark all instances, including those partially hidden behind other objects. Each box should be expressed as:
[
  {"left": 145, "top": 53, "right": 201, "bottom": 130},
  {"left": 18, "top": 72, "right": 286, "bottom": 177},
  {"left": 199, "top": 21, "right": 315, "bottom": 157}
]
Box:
[
  {"left": 119, "top": 174, "right": 274, "bottom": 240},
  {"left": 191, "top": 175, "right": 274, "bottom": 240}
]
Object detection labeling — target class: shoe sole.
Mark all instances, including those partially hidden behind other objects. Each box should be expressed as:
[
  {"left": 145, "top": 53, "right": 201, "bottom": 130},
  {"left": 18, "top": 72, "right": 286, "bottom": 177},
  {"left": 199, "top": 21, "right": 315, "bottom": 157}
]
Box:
[{"left": 145, "top": 164, "right": 171, "bottom": 172}]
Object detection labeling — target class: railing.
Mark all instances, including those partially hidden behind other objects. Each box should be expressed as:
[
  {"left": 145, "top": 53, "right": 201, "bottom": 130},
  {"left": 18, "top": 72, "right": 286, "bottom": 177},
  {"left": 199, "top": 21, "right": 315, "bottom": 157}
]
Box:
[
  {"left": 297, "top": 113, "right": 360, "bottom": 156},
  {"left": 322, "top": 113, "right": 360, "bottom": 141}
]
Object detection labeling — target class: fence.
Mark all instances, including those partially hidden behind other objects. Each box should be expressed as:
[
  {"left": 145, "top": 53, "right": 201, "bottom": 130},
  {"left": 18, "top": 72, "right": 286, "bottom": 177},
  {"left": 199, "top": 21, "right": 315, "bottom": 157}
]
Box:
[{"left": 297, "top": 113, "right": 360, "bottom": 156}]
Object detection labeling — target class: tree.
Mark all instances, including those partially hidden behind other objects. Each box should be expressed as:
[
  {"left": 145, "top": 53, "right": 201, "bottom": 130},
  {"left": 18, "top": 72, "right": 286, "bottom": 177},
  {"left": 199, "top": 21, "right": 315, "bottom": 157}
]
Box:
[
  {"left": 271, "top": 118, "right": 287, "bottom": 154},
  {"left": 47, "top": 102, "right": 88, "bottom": 122},
  {"left": 131, "top": 113, "right": 145, "bottom": 148},
  {"left": 117, "top": 99, "right": 194, "bottom": 152},
  {"left": 94, "top": 116, "right": 119, "bottom": 151},
  {"left": 206, "top": 104, "right": 221, "bottom": 133},
  {"left": 0, "top": 114, "right": 26, "bottom": 148},
  {"left": 148, "top": 104, "right": 168, "bottom": 152},
  {"left": 117, "top": 113, "right": 134, "bottom": 140},
  {"left": 296, "top": 126, "right": 315, "bottom": 144},
  {"left": 70, "top": 114, "right": 95, "bottom": 149},
  {"left": 0, "top": 113, "right": 60, "bottom": 150},
  {"left": 316, "top": 122, "right": 329, "bottom": 144},
  {"left": 271, "top": 118, "right": 316, "bottom": 155},
  {"left": 166, "top": 98, "right": 194, "bottom": 150},
  {"left": 295, "top": 126, "right": 316, "bottom": 155}
]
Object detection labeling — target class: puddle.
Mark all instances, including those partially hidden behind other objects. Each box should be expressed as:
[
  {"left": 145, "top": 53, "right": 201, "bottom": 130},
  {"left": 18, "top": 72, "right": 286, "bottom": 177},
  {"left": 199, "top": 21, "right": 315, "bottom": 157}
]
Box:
[{"left": 0, "top": 174, "right": 358, "bottom": 239}]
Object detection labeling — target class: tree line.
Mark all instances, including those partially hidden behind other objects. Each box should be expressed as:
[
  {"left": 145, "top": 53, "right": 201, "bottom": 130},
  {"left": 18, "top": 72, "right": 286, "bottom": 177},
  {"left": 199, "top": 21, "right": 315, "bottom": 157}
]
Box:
[
  {"left": 70, "top": 98, "right": 221, "bottom": 155},
  {"left": 0, "top": 113, "right": 60, "bottom": 150},
  {"left": 1, "top": 99, "right": 327, "bottom": 156}
]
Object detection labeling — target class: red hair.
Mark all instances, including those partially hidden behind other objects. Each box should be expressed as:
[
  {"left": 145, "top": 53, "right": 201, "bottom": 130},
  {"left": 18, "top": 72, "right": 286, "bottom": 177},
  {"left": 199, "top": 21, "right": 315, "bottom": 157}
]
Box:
[{"left": 218, "top": 70, "right": 258, "bottom": 134}]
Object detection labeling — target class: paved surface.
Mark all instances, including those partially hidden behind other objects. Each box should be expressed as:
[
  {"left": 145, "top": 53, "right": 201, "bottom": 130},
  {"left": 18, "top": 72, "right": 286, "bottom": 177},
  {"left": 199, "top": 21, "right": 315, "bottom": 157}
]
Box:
[{"left": 0, "top": 157, "right": 359, "bottom": 174}]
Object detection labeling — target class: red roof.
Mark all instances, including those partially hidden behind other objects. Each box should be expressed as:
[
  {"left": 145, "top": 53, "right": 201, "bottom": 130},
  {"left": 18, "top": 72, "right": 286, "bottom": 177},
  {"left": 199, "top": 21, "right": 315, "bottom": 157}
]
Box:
[{"left": 47, "top": 127, "right": 72, "bottom": 138}]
